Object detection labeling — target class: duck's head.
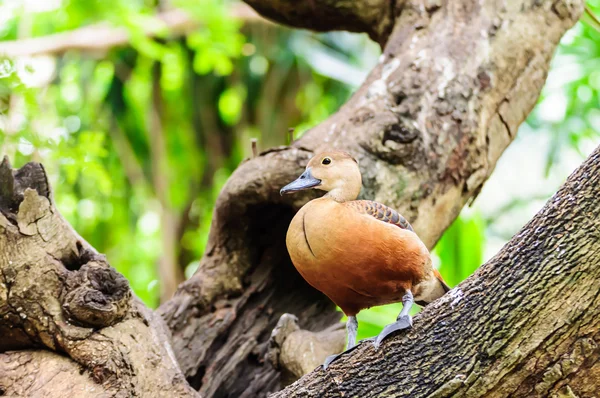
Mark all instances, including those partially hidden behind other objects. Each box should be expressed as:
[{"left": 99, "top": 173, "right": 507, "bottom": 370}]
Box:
[{"left": 280, "top": 150, "right": 361, "bottom": 202}]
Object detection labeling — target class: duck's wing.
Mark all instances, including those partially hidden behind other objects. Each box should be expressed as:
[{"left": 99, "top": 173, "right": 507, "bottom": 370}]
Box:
[{"left": 346, "top": 200, "right": 414, "bottom": 232}]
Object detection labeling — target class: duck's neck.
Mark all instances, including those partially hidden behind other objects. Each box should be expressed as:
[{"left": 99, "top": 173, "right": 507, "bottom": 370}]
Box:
[{"left": 324, "top": 188, "right": 358, "bottom": 203}]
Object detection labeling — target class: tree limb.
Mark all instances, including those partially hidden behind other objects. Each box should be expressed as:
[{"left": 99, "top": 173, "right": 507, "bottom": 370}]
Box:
[
  {"left": 274, "top": 144, "right": 600, "bottom": 397},
  {"left": 0, "top": 0, "right": 585, "bottom": 396},
  {"left": 158, "top": 0, "right": 583, "bottom": 395},
  {"left": 242, "top": 0, "right": 401, "bottom": 46}
]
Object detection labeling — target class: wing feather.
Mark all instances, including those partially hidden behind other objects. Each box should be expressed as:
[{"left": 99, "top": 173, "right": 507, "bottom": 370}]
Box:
[{"left": 346, "top": 200, "right": 414, "bottom": 232}]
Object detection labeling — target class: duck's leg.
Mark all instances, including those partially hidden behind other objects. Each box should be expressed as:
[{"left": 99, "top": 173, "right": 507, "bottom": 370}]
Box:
[
  {"left": 322, "top": 315, "right": 358, "bottom": 369},
  {"left": 373, "top": 290, "right": 414, "bottom": 349}
]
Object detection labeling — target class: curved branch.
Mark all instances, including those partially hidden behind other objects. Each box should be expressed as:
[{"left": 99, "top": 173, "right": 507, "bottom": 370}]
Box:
[
  {"left": 274, "top": 144, "right": 600, "bottom": 397},
  {"left": 242, "top": 0, "right": 401, "bottom": 46},
  {"left": 0, "top": 0, "right": 585, "bottom": 396},
  {"left": 159, "top": 0, "right": 583, "bottom": 395}
]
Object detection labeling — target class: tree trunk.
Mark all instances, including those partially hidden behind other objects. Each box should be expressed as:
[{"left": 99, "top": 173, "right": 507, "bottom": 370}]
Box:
[
  {"left": 159, "top": 0, "right": 582, "bottom": 395},
  {"left": 273, "top": 144, "right": 600, "bottom": 398},
  {"left": 0, "top": 0, "right": 586, "bottom": 396}
]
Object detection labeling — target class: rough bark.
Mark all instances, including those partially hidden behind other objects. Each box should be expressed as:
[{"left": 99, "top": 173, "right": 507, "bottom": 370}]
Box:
[
  {"left": 158, "top": 0, "right": 583, "bottom": 396},
  {"left": 275, "top": 144, "right": 600, "bottom": 398},
  {"left": 0, "top": 157, "right": 197, "bottom": 397},
  {"left": 0, "top": 0, "right": 585, "bottom": 397}
]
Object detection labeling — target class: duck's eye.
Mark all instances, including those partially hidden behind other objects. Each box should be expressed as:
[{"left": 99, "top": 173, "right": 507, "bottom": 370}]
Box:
[{"left": 322, "top": 157, "right": 332, "bottom": 165}]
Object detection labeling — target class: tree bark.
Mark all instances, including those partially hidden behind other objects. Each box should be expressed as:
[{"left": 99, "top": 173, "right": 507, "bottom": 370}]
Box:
[
  {"left": 0, "top": 158, "right": 197, "bottom": 397},
  {"left": 242, "top": 0, "right": 398, "bottom": 46},
  {"left": 0, "top": 0, "right": 585, "bottom": 396},
  {"left": 158, "top": 0, "right": 582, "bottom": 395},
  {"left": 274, "top": 144, "right": 600, "bottom": 398}
]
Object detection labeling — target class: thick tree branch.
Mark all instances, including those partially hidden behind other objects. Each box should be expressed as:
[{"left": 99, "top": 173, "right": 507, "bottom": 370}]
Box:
[
  {"left": 0, "top": 5, "right": 263, "bottom": 58},
  {"left": 0, "top": 0, "right": 586, "bottom": 396},
  {"left": 242, "top": 0, "right": 401, "bottom": 46},
  {"left": 275, "top": 144, "right": 600, "bottom": 397},
  {"left": 0, "top": 157, "right": 197, "bottom": 397},
  {"left": 158, "top": 0, "right": 583, "bottom": 395}
]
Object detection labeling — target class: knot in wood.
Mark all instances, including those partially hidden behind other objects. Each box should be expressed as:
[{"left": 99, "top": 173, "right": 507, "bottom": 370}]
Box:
[
  {"left": 63, "top": 262, "right": 130, "bottom": 328},
  {"left": 383, "top": 123, "right": 419, "bottom": 144},
  {"left": 359, "top": 114, "right": 424, "bottom": 168},
  {"left": 552, "top": 0, "right": 579, "bottom": 19}
]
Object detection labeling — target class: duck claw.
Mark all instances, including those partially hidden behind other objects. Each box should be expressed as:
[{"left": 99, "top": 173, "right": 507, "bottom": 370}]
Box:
[
  {"left": 322, "top": 338, "right": 375, "bottom": 369},
  {"left": 372, "top": 315, "right": 412, "bottom": 350}
]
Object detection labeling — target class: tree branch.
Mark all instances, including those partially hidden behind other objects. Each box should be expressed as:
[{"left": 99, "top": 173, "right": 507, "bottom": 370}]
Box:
[
  {"left": 0, "top": 0, "right": 586, "bottom": 396},
  {"left": 274, "top": 144, "right": 600, "bottom": 397},
  {"left": 242, "top": 0, "right": 401, "bottom": 46},
  {"left": 150, "top": 69, "right": 184, "bottom": 302},
  {"left": 0, "top": 157, "right": 197, "bottom": 397},
  {"left": 158, "top": 0, "right": 583, "bottom": 395},
  {"left": 0, "top": 5, "right": 263, "bottom": 58}
]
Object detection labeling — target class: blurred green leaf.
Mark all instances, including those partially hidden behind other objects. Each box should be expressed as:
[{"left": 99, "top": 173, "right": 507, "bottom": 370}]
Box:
[
  {"left": 218, "top": 86, "right": 245, "bottom": 125},
  {"left": 435, "top": 211, "right": 485, "bottom": 288}
]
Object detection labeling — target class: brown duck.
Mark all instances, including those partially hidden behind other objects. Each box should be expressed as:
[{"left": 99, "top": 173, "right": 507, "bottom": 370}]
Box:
[{"left": 280, "top": 150, "right": 450, "bottom": 368}]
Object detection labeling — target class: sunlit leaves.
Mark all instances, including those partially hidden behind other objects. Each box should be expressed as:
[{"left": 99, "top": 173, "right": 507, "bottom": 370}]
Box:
[
  {"left": 294, "top": 78, "right": 350, "bottom": 138},
  {"left": 160, "top": 43, "right": 186, "bottom": 92},
  {"left": 434, "top": 211, "right": 486, "bottom": 288},
  {"left": 4, "top": 0, "right": 584, "bottom": 315},
  {"left": 90, "top": 60, "right": 115, "bottom": 102},
  {"left": 528, "top": 2, "right": 600, "bottom": 174},
  {"left": 218, "top": 86, "right": 245, "bottom": 125},
  {"left": 0, "top": 58, "right": 41, "bottom": 151},
  {"left": 56, "top": 130, "right": 110, "bottom": 190},
  {"left": 176, "top": 0, "right": 245, "bottom": 76}
]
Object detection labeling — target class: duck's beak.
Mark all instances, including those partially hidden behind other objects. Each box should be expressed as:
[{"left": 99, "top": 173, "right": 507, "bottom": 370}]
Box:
[{"left": 280, "top": 168, "right": 321, "bottom": 195}]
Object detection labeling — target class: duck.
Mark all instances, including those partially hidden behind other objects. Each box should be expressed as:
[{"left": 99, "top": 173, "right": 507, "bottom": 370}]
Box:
[{"left": 280, "top": 150, "right": 450, "bottom": 368}]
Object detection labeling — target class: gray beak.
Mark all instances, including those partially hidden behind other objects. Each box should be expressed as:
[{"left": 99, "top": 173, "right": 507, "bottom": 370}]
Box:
[{"left": 280, "top": 168, "right": 321, "bottom": 195}]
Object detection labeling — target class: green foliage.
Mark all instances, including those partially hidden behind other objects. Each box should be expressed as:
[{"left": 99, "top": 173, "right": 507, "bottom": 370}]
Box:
[
  {"left": 0, "top": 1, "right": 360, "bottom": 307},
  {"left": 528, "top": 2, "right": 600, "bottom": 175},
  {"left": 435, "top": 210, "right": 485, "bottom": 288}
]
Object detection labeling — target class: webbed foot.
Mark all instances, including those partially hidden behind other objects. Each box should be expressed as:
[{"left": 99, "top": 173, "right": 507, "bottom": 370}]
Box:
[
  {"left": 322, "top": 337, "right": 374, "bottom": 369},
  {"left": 372, "top": 315, "right": 412, "bottom": 349}
]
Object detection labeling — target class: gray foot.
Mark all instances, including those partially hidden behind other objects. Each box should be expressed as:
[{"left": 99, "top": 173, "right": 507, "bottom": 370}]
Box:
[
  {"left": 372, "top": 315, "right": 413, "bottom": 349},
  {"left": 322, "top": 338, "right": 374, "bottom": 369},
  {"left": 322, "top": 353, "right": 342, "bottom": 370}
]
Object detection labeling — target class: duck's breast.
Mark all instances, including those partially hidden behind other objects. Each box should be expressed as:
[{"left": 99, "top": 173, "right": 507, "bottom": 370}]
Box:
[{"left": 286, "top": 198, "right": 430, "bottom": 314}]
